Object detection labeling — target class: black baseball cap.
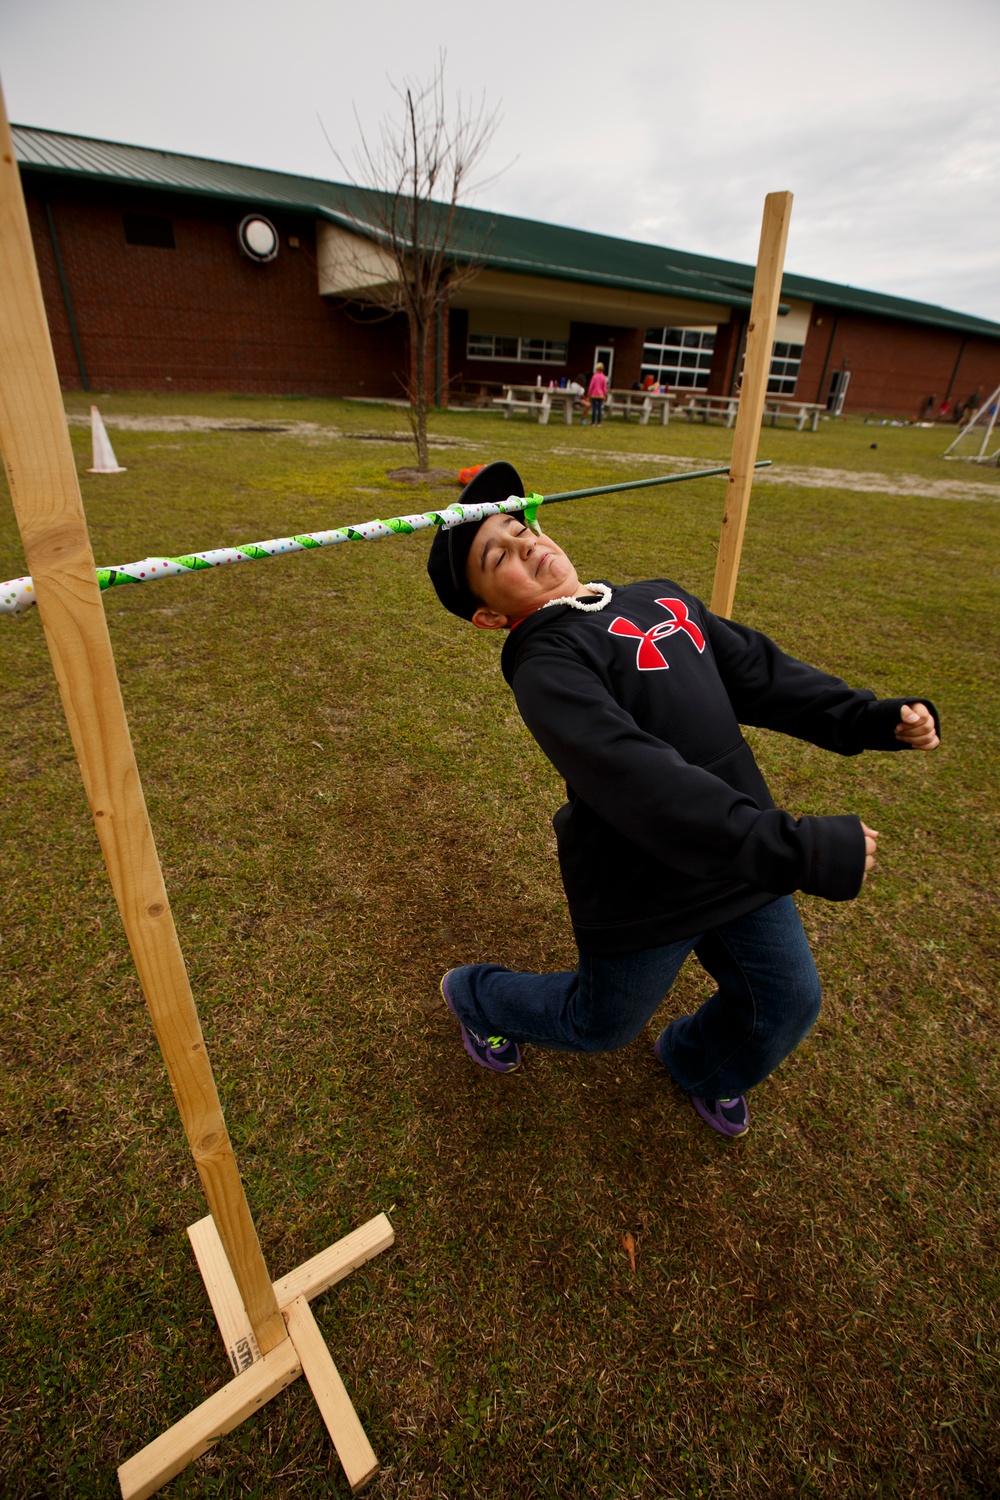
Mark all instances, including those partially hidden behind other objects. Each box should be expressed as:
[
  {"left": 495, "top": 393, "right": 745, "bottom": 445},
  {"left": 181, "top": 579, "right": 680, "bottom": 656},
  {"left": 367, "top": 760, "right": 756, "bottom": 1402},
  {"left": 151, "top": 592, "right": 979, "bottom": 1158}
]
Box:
[{"left": 426, "top": 461, "right": 526, "bottom": 620}]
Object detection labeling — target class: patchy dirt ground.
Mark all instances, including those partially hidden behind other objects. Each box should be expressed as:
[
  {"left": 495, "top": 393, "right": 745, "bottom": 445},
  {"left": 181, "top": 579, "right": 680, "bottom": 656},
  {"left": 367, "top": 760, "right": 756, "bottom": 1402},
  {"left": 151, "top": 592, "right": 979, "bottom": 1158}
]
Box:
[
  {"left": 755, "top": 462, "right": 1000, "bottom": 503},
  {"left": 66, "top": 413, "right": 468, "bottom": 448},
  {"left": 65, "top": 409, "right": 998, "bottom": 501},
  {"left": 385, "top": 466, "right": 462, "bottom": 483},
  {"left": 549, "top": 445, "right": 1000, "bottom": 502},
  {"left": 65, "top": 411, "right": 327, "bottom": 434}
]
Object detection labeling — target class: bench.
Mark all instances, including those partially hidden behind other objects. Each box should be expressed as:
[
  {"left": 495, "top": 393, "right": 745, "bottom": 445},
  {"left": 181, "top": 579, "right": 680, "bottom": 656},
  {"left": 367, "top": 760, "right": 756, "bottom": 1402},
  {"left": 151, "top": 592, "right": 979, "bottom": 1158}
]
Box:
[
  {"left": 492, "top": 387, "right": 579, "bottom": 425},
  {"left": 677, "top": 393, "right": 824, "bottom": 430},
  {"left": 678, "top": 394, "right": 740, "bottom": 427},
  {"left": 492, "top": 394, "right": 547, "bottom": 420},
  {"left": 605, "top": 389, "right": 673, "bottom": 426},
  {"left": 763, "top": 399, "right": 824, "bottom": 431}
]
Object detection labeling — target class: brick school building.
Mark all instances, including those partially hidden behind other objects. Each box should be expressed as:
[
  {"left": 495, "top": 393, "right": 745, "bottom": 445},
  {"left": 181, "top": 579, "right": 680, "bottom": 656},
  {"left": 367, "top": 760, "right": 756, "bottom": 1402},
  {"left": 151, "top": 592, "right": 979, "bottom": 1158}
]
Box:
[{"left": 13, "top": 125, "right": 1000, "bottom": 419}]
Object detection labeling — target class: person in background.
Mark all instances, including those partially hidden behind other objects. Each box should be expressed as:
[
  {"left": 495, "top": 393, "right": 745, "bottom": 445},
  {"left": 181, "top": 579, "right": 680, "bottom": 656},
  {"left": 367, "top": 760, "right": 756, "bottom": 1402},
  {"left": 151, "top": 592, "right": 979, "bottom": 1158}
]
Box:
[
  {"left": 587, "top": 363, "right": 608, "bottom": 426},
  {"left": 571, "top": 372, "right": 590, "bottom": 424}
]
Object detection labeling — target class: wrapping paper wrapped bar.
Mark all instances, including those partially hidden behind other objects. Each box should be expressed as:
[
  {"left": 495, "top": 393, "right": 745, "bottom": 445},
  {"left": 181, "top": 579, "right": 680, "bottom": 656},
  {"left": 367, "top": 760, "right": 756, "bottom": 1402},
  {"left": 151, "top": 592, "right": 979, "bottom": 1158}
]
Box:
[{"left": 1, "top": 461, "right": 769, "bottom": 618}]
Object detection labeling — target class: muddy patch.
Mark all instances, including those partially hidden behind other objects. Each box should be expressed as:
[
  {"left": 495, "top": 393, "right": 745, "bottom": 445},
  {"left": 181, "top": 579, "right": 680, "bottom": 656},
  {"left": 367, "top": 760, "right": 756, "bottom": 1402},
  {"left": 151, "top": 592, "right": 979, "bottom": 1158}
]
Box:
[
  {"left": 66, "top": 412, "right": 326, "bottom": 435},
  {"left": 755, "top": 463, "right": 1000, "bottom": 503},
  {"left": 386, "top": 466, "right": 460, "bottom": 484},
  {"left": 548, "top": 446, "right": 1000, "bottom": 502}
]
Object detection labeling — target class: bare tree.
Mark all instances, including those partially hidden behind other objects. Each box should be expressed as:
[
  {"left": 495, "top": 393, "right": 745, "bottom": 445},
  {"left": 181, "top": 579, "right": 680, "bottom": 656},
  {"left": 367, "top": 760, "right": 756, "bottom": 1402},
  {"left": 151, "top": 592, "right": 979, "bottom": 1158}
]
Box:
[{"left": 324, "top": 56, "right": 502, "bottom": 470}]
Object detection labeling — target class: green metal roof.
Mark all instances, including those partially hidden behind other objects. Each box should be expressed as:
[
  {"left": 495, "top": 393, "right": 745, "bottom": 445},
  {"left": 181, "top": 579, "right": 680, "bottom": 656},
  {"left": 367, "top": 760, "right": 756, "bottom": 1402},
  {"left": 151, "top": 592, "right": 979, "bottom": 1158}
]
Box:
[
  {"left": 13, "top": 124, "right": 1000, "bottom": 339},
  {"left": 645, "top": 244, "right": 1000, "bottom": 339}
]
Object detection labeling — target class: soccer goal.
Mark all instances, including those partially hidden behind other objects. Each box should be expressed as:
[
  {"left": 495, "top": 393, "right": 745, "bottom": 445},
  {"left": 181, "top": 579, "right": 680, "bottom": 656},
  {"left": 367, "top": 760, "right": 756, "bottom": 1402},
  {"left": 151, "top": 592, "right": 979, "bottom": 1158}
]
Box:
[{"left": 942, "top": 382, "right": 1000, "bottom": 463}]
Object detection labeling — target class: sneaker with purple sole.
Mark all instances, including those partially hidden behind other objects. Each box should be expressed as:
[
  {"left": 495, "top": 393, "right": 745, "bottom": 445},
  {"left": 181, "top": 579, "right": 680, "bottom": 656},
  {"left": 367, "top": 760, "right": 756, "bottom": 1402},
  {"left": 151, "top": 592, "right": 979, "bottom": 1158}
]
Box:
[
  {"left": 440, "top": 970, "right": 521, "bottom": 1073},
  {"left": 653, "top": 1028, "right": 749, "bottom": 1137}
]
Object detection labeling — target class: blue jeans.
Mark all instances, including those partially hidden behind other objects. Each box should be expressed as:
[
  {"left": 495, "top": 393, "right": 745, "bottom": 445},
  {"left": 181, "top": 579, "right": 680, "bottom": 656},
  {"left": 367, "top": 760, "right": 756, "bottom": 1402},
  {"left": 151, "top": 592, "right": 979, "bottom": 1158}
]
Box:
[
  {"left": 444, "top": 896, "right": 821, "bottom": 1097},
  {"left": 590, "top": 397, "right": 604, "bottom": 425}
]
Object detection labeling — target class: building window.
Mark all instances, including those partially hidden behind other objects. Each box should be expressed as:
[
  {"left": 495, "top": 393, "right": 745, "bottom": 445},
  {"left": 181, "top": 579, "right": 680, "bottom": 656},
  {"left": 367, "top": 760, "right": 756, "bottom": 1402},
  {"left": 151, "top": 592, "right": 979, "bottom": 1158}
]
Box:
[
  {"left": 767, "top": 341, "right": 804, "bottom": 395},
  {"left": 642, "top": 327, "right": 715, "bottom": 389},
  {"left": 467, "top": 333, "right": 568, "bottom": 364},
  {"left": 122, "top": 213, "right": 176, "bottom": 249}
]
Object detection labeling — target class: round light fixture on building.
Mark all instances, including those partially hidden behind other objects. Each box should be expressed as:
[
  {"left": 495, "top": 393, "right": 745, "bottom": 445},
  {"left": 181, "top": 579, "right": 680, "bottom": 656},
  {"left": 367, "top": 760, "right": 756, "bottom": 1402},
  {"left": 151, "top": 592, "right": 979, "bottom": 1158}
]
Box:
[{"left": 238, "top": 214, "right": 279, "bottom": 263}]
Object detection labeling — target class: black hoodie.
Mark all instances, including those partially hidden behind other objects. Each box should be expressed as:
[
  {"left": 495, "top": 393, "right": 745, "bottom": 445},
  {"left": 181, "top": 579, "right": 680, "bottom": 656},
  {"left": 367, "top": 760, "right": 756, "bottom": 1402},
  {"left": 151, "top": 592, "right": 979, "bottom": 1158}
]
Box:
[{"left": 500, "top": 579, "right": 938, "bottom": 954}]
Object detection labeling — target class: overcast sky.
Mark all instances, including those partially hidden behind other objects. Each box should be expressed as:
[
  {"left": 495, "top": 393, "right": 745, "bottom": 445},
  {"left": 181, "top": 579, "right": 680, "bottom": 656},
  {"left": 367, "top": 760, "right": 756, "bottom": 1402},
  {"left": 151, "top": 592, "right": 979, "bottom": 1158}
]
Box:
[{"left": 3, "top": 0, "right": 998, "bottom": 320}]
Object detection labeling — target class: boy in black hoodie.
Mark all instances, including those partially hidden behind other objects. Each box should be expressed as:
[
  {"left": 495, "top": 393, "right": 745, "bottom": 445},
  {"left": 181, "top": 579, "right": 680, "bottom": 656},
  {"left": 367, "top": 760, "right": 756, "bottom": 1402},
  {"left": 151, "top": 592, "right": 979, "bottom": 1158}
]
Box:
[{"left": 426, "top": 463, "right": 940, "bottom": 1136}]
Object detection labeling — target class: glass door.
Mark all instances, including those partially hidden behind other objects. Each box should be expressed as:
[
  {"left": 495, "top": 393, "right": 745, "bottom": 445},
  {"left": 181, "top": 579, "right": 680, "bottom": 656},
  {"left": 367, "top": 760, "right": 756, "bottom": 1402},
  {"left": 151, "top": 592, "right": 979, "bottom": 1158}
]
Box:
[{"left": 827, "top": 369, "right": 851, "bottom": 415}]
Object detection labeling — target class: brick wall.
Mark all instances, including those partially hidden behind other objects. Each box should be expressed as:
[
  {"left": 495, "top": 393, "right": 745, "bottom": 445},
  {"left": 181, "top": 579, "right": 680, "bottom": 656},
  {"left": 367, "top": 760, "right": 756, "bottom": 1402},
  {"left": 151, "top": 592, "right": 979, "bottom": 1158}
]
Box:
[
  {"left": 24, "top": 177, "right": 408, "bottom": 397},
  {"left": 706, "top": 313, "right": 745, "bottom": 397},
  {"left": 798, "top": 305, "right": 1000, "bottom": 418},
  {"left": 24, "top": 171, "right": 999, "bottom": 414},
  {"left": 566, "top": 323, "right": 644, "bottom": 390},
  {"left": 703, "top": 302, "right": 1000, "bottom": 417},
  {"left": 407, "top": 304, "right": 450, "bottom": 409}
]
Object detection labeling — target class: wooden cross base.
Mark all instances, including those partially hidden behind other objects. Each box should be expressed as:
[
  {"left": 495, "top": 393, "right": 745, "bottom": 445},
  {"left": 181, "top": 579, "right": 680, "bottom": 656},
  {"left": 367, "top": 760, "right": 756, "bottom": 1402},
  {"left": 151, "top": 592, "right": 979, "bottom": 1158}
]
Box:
[{"left": 118, "top": 1213, "right": 395, "bottom": 1500}]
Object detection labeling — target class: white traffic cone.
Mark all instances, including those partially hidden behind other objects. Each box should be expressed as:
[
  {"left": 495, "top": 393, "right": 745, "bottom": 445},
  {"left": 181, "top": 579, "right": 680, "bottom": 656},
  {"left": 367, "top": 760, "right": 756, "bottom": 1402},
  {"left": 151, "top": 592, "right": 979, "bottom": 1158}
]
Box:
[{"left": 86, "top": 405, "right": 127, "bottom": 474}]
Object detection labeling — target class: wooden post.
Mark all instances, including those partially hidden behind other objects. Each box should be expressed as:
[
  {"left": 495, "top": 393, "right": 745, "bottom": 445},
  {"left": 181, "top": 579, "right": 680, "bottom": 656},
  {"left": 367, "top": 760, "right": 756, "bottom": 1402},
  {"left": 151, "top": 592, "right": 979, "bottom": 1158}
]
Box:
[
  {"left": 0, "top": 89, "right": 286, "bottom": 1352},
  {"left": 1, "top": 83, "right": 394, "bottom": 1496},
  {"left": 711, "top": 191, "right": 793, "bottom": 617}
]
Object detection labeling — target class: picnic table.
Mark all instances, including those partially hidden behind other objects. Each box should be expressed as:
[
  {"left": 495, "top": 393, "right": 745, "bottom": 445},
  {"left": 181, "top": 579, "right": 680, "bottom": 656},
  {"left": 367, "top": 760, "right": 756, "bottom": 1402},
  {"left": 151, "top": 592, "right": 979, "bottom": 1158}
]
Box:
[
  {"left": 491, "top": 383, "right": 579, "bottom": 425},
  {"left": 678, "top": 393, "right": 741, "bottom": 427},
  {"left": 606, "top": 388, "right": 674, "bottom": 425},
  {"left": 677, "top": 393, "right": 825, "bottom": 430},
  {"left": 762, "top": 398, "right": 824, "bottom": 431},
  {"left": 491, "top": 383, "right": 678, "bottom": 427}
]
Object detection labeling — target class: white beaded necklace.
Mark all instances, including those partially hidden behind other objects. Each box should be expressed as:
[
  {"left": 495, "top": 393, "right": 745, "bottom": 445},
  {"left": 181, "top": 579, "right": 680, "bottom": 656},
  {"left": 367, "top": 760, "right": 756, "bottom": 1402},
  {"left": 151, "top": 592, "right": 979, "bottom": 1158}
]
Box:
[{"left": 542, "top": 582, "right": 613, "bottom": 613}]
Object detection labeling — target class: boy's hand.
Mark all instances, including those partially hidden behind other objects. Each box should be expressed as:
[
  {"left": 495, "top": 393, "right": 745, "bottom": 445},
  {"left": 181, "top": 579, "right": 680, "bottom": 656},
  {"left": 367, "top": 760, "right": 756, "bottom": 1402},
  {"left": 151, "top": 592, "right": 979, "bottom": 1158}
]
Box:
[
  {"left": 894, "top": 702, "right": 939, "bottom": 750},
  {"left": 861, "top": 822, "right": 879, "bottom": 882}
]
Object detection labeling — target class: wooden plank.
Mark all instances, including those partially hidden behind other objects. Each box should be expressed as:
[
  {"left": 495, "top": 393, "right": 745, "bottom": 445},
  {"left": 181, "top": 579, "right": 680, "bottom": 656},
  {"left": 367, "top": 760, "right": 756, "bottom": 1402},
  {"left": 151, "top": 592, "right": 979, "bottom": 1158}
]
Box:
[
  {"left": 0, "top": 84, "right": 285, "bottom": 1355},
  {"left": 273, "top": 1214, "right": 395, "bottom": 1307},
  {"left": 189, "top": 1211, "right": 395, "bottom": 1370},
  {"left": 117, "top": 1338, "right": 302, "bottom": 1500},
  {"left": 283, "top": 1296, "right": 379, "bottom": 1495},
  {"left": 711, "top": 191, "right": 793, "bottom": 617},
  {"left": 187, "top": 1216, "right": 262, "bottom": 1374}
]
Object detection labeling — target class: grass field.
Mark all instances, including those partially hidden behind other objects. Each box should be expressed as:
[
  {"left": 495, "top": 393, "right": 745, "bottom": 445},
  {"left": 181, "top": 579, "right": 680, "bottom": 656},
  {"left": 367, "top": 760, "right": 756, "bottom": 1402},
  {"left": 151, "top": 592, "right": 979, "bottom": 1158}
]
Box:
[{"left": 1, "top": 395, "right": 998, "bottom": 1498}]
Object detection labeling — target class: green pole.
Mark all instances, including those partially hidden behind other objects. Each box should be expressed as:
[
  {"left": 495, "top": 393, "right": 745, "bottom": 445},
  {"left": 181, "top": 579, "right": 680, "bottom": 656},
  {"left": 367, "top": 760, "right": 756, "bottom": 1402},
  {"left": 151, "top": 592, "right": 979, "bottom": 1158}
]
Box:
[{"left": 539, "top": 460, "right": 771, "bottom": 506}]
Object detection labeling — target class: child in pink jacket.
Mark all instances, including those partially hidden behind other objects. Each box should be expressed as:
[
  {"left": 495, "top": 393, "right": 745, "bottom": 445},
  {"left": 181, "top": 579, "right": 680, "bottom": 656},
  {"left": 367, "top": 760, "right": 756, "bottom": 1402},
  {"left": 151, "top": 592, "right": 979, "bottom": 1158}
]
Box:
[{"left": 587, "top": 364, "right": 608, "bottom": 425}]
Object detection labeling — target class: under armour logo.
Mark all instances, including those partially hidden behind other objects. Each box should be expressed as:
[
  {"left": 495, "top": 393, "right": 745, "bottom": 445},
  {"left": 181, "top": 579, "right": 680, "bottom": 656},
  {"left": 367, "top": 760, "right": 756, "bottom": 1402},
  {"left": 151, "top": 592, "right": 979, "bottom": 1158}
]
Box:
[{"left": 608, "top": 598, "right": 706, "bottom": 670}]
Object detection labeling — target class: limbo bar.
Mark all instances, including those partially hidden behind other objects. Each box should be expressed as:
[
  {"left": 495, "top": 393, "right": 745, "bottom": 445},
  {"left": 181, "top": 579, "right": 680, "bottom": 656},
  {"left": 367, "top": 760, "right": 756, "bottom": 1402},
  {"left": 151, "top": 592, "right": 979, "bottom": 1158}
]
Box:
[{"left": 1, "top": 462, "right": 771, "bottom": 618}]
